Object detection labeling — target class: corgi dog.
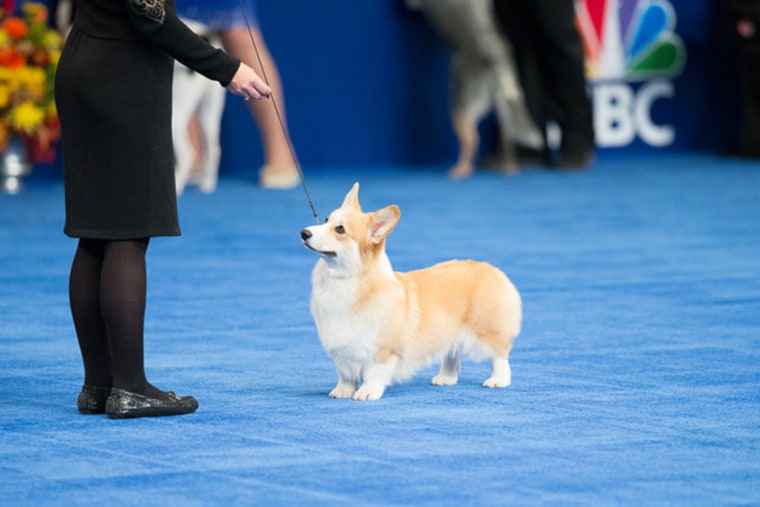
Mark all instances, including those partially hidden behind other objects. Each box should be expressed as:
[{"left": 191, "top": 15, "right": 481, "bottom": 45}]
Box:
[{"left": 300, "top": 183, "right": 522, "bottom": 400}]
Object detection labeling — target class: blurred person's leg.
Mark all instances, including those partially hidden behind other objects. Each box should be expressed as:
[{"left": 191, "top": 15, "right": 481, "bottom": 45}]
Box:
[
  {"left": 494, "top": 0, "right": 593, "bottom": 168},
  {"left": 493, "top": 0, "right": 550, "bottom": 165},
  {"left": 532, "top": 0, "right": 594, "bottom": 167},
  {"left": 221, "top": 28, "right": 300, "bottom": 188}
]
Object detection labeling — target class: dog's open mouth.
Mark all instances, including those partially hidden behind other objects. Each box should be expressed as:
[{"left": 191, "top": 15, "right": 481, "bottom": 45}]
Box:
[{"left": 303, "top": 242, "right": 337, "bottom": 258}]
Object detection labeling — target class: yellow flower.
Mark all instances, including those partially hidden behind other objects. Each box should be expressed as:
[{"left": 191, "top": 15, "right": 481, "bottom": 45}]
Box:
[
  {"left": 0, "top": 121, "right": 8, "bottom": 147},
  {"left": 8, "top": 100, "right": 44, "bottom": 133},
  {"left": 48, "top": 49, "right": 60, "bottom": 66},
  {"left": 41, "top": 30, "right": 61, "bottom": 50},
  {"left": 23, "top": 2, "right": 49, "bottom": 26},
  {"left": 22, "top": 66, "right": 46, "bottom": 95},
  {"left": 0, "top": 28, "right": 9, "bottom": 49},
  {"left": 0, "top": 83, "right": 10, "bottom": 107},
  {"left": 3, "top": 66, "right": 45, "bottom": 98}
]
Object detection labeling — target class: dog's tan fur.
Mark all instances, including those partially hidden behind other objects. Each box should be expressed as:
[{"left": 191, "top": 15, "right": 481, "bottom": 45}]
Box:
[{"left": 301, "top": 183, "right": 522, "bottom": 400}]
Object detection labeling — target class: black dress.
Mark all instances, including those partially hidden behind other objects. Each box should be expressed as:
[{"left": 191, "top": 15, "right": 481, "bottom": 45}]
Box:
[{"left": 55, "top": 0, "right": 241, "bottom": 239}]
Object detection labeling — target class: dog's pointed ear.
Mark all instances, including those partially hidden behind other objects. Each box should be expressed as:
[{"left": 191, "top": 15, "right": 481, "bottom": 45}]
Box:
[
  {"left": 341, "top": 182, "right": 361, "bottom": 209},
  {"left": 368, "top": 205, "right": 400, "bottom": 244}
]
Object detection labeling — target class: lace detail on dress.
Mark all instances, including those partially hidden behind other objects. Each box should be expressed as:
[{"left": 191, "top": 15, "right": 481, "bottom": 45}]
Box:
[{"left": 128, "top": 0, "right": 166, "bottom": 24}]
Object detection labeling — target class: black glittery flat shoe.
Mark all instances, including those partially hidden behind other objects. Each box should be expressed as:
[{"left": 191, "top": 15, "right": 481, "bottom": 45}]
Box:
[
  {"left": 77, "top": 385, "right": 112, "bottom": 414},
  {"left": 105, "top": 388, "right": 199, "bottom": 419}
]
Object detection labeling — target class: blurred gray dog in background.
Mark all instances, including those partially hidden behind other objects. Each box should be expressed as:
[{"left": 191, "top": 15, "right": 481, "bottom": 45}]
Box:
[{"left": 407, "top": 0, "right": 543, "bottom": 179}]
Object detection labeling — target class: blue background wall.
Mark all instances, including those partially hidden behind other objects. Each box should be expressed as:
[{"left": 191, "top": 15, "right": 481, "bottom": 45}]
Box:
[
  {"left": 217, "top": 0, "right": 737, "bottom": 175},
  {"left": 220, "top": 0, "right": 453, "bottom": 174},
  {"left": 35, "top": 0, "right": 738, "bottom": 176},
  {"left": 216, "top": 0, "right": 737, "bottom": 174}
]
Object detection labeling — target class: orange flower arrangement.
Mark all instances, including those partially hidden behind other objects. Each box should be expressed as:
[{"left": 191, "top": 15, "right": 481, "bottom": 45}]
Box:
[
  {"left": 3, "top": 16, "right": 28, "bottom": 39},
  {"left": 0, "top": 2, "right": 62, "bottom": 163}
]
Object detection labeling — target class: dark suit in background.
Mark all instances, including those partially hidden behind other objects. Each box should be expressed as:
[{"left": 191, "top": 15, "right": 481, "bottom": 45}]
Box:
[
  {"left": 493, "top": 0, "right": 595, "bottom": 168},
  {"left": 725, "top": 0, "right": 760, "bottom": 156}
]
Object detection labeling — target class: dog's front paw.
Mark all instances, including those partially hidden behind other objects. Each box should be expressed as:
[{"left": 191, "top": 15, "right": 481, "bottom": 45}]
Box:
[
  {"left": 483, "top": 376, "right": 511, "bottom": 388},
  {"left": 431, "top": 374, "right": 458, "bottom": 386},
  {"left": 329, "top": 382, "right": 356, "bottom": 399},
  {"left": 352, "top": 383, "right": 385, "bottom": 401}
]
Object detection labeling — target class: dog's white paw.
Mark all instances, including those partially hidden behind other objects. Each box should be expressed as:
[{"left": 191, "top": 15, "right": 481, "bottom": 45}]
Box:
[
  {"left": 431, "top": 374, "right": 458, "bottom": 386},
  {"left": 329, "top": 383, "right": 356, "bottom": 399},
  {"left": 483, "top": 377, "right": 511, "bottom": 388},
  {"left": 352, "top": 384, "right": 385, "bottom": 401}
]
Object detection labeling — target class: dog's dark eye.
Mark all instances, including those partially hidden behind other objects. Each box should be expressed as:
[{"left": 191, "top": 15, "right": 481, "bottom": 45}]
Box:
[
  {"left": 324, "top": 217, "right": 329, "bottom": 223},
  {"left": 335, "top": 225, "right": 345, "bottom": 234}
]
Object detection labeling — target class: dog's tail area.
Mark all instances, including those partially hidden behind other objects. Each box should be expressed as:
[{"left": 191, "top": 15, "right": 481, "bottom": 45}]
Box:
[{"left": 494, "top": 65, "right": 545, "bottom": 150}]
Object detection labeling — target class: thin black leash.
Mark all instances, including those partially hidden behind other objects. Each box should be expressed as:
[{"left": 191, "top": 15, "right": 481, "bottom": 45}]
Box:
[{"left": 237, "top": 0, "right": 320, "bottom": 224}]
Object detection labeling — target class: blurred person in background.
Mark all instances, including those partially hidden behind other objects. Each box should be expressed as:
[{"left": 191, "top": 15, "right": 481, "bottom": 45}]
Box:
[
  {"left": 493, "top": 0, "right": 595, "bottom": 169},
  {"left": 725, "top": 0, "right": 760, "bottom": 157},
  {"left": 177, "top": 0, "right": 300, "bottom": 188},
  {"left": 406, "top": 0, "right": 544, "bottom": 179}
]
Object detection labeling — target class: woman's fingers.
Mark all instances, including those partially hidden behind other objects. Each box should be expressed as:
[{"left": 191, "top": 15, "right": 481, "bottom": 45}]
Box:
[{"left": 229, "top": 63, "right": 272, "bottom": 100}]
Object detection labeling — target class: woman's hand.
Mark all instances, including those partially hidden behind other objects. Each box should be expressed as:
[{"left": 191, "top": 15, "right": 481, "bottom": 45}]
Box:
[{"left": 227, "top": 62, "right": 272, "bottom": 101}]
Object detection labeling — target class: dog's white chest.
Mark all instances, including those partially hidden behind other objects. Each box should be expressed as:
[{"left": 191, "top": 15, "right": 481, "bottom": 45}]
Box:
[{"left": 310, "top": 264, "right": 385, "bottom": 365}]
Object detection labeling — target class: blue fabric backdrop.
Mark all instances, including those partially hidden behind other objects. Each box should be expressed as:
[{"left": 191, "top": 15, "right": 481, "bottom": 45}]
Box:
[{"left": 215, "top": 0, "right": 735, "bottom": 174}]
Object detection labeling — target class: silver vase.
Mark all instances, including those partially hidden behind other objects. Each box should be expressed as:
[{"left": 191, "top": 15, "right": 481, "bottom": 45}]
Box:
[{"left": 1, "top": 136, "right": 32, "bottom": 194}]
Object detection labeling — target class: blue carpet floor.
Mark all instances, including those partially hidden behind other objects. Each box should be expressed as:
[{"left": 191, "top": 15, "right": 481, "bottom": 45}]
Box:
[{"left": 1, "top": 155, "right": 759, "bottom": 506}]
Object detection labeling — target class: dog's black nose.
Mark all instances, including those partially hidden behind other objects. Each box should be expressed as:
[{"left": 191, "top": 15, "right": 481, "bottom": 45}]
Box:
[{"left": 300, "top": 229, "right": 312, "bottom": 240}]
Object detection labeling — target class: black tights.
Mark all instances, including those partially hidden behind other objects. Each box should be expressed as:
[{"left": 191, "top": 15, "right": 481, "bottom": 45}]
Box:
[{"left": 69, "top": 238, "right": 168, "bottom": 400}]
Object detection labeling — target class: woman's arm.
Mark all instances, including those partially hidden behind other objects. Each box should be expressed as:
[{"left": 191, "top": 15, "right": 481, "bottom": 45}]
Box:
[{"left": 122, "top": 0, "right": 270, "bottom": 98}]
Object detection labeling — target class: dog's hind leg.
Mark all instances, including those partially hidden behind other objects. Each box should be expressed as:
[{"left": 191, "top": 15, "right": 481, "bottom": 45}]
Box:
[
  {"left": 173, "top": 128, "right": 195, "bottom": 195},
  {"left": 432, "top": 351, "right": 461, "bottom": 386},
  {"left": 353, "top": 355, "right": 398, "bottom": 401},
  {"left": 449, "top": 109, "right": 479, "bottom": 180},
  {"left": 196, "top": 83, "right": 226, "bottom": 194},
  {"left": 483, "top": 349, "right": 512, "bottom": 388},
  {"left": 493, "top": 57, "right": 544, "bottom": 172},
  {"left": 172, "top": 67, "right": 201, "bottom": 195},
  {"left": 448, "top": 59, "right": 491, "bottom": 180}
]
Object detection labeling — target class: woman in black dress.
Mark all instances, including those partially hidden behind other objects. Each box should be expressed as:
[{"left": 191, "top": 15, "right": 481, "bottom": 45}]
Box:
[{"left": 55, "top": 0, "right": 271, "bottom": 419}]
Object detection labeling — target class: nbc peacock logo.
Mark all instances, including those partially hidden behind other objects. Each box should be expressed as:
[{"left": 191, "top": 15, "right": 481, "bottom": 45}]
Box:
[{"left": 576, "top": 0, "right": 687, "bottom": 82}]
